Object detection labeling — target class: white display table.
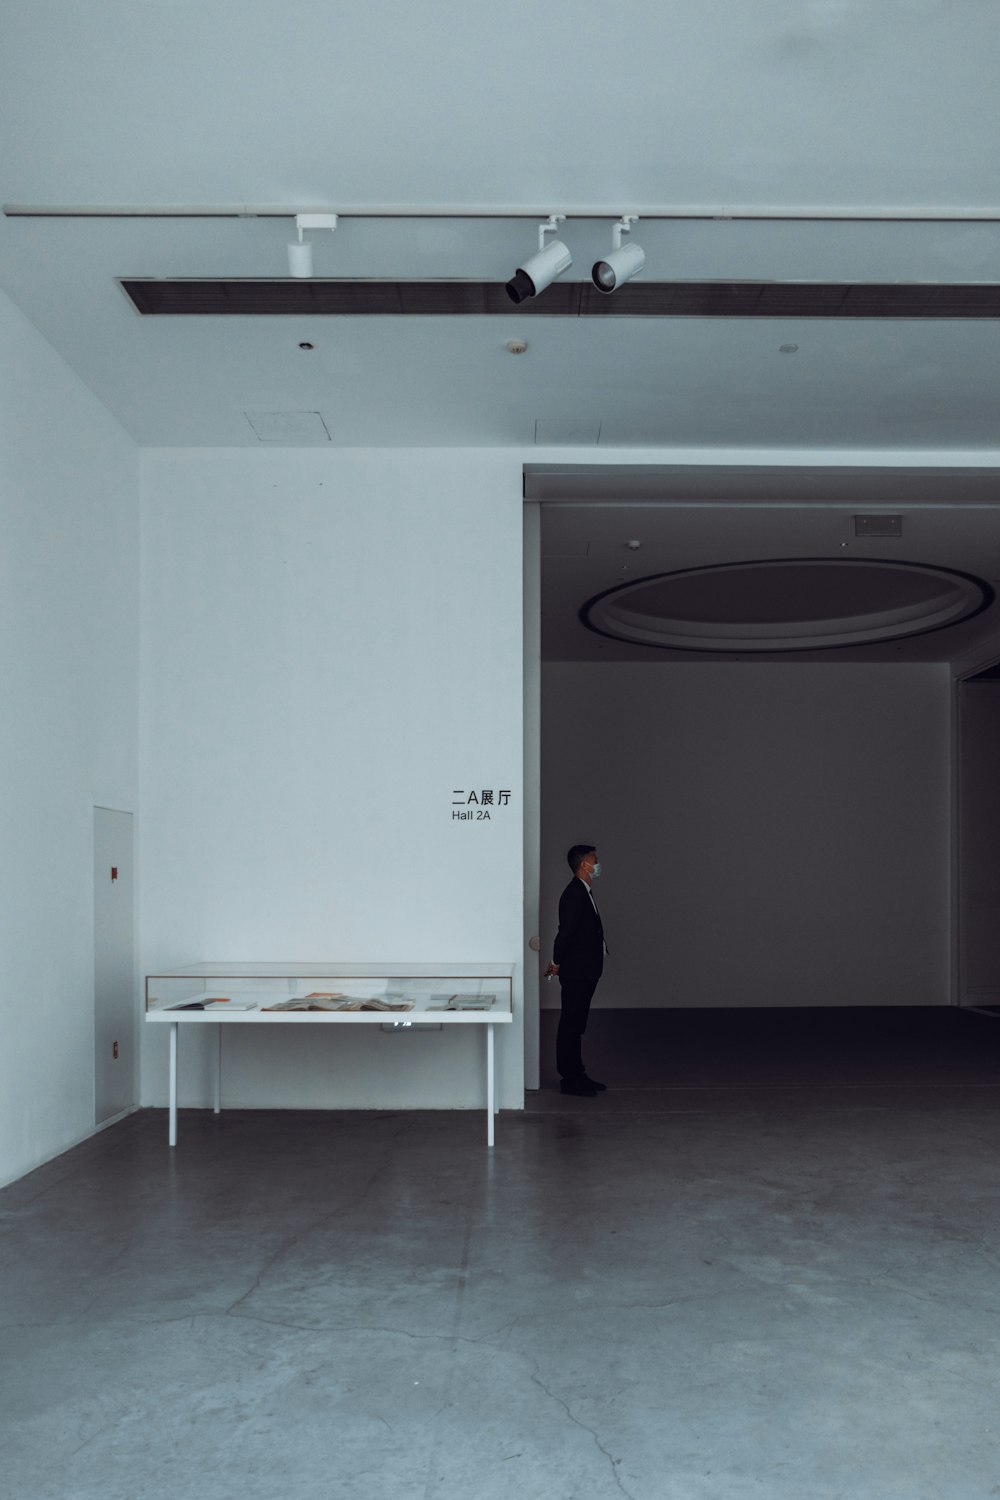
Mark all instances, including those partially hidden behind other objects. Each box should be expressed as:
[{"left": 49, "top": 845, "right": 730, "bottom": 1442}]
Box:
[{"left": 145, "top": 963, "right": 515, "bottom": 1147}]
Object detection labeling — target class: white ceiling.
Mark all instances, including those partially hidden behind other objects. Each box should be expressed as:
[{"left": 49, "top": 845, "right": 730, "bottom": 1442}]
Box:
[
  {"left": 6, "top": 2, "right": 1000, "bottom": 667},
  {"left": 3, "top": 0, "right": 1000, "bottom": 452}
]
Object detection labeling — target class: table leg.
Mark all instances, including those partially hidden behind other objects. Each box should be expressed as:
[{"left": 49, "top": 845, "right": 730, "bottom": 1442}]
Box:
[
  {"left": 213, "top": 1024, "right": 222, "bottom": 1114},
  {"left": 486, "top": 1023, "right": 495, "bottom": 1147},
  {"left": 168, "top": 1022, "right": 178, "bottom": 1147}
]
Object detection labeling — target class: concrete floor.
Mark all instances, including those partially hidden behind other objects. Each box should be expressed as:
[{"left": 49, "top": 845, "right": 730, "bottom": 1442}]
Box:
[{"left": 4, "top": 1008, "right": 1000, "bottom": 1500}]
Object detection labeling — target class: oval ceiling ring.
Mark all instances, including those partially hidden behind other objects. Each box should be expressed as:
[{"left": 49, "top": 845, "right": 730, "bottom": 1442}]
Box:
[{"left": 580, "top": 558, "right": 992, "bottom": 653}]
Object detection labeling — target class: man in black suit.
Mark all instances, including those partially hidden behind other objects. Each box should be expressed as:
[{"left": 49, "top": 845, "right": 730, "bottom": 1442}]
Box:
[{"left": 544, "top": 844, "right": 608, "bottom": 1097}]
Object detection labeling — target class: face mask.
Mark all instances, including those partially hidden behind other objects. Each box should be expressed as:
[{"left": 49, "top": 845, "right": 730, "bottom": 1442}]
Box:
[{"left": 589, "top": 862, "right": 602, "bottom": 879}]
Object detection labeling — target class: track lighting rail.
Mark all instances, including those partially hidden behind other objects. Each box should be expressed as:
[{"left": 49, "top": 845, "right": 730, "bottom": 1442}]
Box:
[{"left": 6, "top": 203, "right": 1000, "bottom": 223}]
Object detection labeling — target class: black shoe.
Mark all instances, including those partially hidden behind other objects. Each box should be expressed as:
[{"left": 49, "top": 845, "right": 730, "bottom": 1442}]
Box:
[
  {"left": 581, "top": 1076, "right": 607, "bottom": 1091},
  {"left": 560, "top": 1078, "right": 598, "bottom": 1097}
]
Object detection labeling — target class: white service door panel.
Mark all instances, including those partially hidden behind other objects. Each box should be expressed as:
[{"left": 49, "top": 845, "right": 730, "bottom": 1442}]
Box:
[{"left": 94, "top": 807, "right": 135, "bottom": 1124}]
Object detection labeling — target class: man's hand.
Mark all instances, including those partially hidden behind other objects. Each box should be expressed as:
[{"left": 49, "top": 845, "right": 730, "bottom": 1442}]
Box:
[{"left": 543, "top": 962, "right": 559, "bottom": 977}]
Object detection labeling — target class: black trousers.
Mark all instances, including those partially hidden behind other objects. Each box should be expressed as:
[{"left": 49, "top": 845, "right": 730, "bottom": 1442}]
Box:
[{"left": 556, "top": 972, "right": 600, "bottom": 1082}]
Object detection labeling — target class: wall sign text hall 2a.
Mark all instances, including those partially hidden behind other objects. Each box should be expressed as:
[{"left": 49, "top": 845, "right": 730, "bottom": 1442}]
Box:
[{"left": 452, "top": 789, "right": 513, "bottom": 822}]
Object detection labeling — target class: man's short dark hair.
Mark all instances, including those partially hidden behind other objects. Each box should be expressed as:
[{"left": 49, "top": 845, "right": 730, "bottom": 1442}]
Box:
[{"left": 567, "top": 844, "right": 596, "bottom": 873}]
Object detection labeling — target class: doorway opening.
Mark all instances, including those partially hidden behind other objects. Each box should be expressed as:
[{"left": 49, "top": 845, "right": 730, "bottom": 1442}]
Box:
[{"left": 526, "top": 464, "right": 1000, "bottom": 1091}]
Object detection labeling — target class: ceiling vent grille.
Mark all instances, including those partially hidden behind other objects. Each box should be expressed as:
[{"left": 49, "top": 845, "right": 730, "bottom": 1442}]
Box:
[{"left": 855, "top": 515, "right": 903, "bottom": 538}]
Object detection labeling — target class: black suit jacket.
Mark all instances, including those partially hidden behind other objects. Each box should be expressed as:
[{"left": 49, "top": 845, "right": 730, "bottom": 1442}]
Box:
[{"left": 553, "top": 877, "right": 606, "bottom": 983}]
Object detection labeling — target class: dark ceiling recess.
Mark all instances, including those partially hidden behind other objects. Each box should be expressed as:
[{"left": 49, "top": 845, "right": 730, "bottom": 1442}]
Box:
[{"left": 120, "top": 279, "right": 1000, "bottom": 318}]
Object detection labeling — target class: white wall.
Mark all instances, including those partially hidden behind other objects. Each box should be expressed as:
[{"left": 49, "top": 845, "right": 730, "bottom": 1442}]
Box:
[
  {"left": 542, "top": 662, "right": 951, "bottom": 1008},
  {"left": 139, "top": 448, "right": 525, "bottom": 1108},
  {"left": 0, "top": 291, "right": 139, "bottom": 1187}
]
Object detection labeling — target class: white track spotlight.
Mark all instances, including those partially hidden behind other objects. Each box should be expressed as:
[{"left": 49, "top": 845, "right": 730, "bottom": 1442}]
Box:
[
  {"left": 287, "top": 238, "right": 312, "bottom": 278},
  {"left": 287, "top": 213, "right": 338, "bottom": 278},
  {"left": 505, "top": 215, "right": 572, "bottom": 303},
  {"left": 592, "top": 215, "right": 645, "bottom": 293}
]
